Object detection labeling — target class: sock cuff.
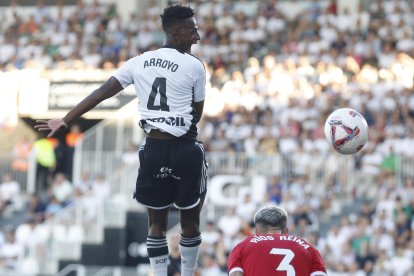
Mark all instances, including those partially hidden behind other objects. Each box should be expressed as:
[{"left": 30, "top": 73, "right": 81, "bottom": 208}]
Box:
[
  {"left": 179, "top": 234, "right": 202, "bottom": 247},
  {"left": 147, "top": 236, "right": 168, "bottom": 257}
]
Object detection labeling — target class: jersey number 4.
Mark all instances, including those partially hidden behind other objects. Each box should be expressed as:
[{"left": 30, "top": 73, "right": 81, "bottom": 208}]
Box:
[
  {"left": 147, "top": 77, "right": 170, "bottom": 111},
  {"left": 270, "top": 248, "right": 295, "bottom": 275}
]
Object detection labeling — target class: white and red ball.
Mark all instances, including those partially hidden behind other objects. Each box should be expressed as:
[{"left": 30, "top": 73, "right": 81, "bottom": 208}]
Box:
[{"left": 324, "top": 108, "right": 368, "bottom": 154}]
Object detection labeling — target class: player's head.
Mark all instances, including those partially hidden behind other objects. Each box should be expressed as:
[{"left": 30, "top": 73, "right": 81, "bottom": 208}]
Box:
[
  {"left": 160, "top": 4, "right": 200, "bottom": 53},
  {"left": 253, "top": 205, "right": 289, "bottom": 234}
]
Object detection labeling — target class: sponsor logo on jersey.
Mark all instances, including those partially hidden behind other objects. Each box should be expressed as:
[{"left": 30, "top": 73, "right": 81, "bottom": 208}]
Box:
[{"left": 147, "top": 116, "right": 185, "bottom": 126}]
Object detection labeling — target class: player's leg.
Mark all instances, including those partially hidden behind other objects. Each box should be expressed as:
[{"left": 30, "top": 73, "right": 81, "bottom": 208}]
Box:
[
  {"left": 173, "top": 141, "right": 208, "bottom": 276},
  {"left": 177, "top": 190, "right": 206, "bottom": 276},
  {"left": 133, "top": 139, "right": 175, "bottom": 276},
  {"left": 146, "top": 207, "right": 170, "bottom": 276},
  {"left": 179, "top": 205, "right": 202, "bottom": 276}
]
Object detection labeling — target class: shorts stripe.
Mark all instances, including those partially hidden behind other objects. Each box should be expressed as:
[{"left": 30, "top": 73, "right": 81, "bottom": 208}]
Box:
[
  {"left": 195, "top": 141, "right": 207, "bottom": 194},
  {"left": 200, "top": 160, "right": 207, "bottom": 194},
  {"left": 174, "top": 198, "right": 200, "bottom": 210},
  {"left": 135, "top": 199, "right": 173, "bottom": 210}
]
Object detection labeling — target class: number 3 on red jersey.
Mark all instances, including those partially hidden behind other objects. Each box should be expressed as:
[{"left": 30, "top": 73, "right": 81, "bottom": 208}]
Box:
[{"left": 270, "top": 248, "right": 295, "bottom": 275}]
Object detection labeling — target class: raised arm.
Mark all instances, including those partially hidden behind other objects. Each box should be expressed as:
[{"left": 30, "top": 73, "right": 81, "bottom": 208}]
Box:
[{"left": 34, "top": 76, "right": 124, "bottom": 137}]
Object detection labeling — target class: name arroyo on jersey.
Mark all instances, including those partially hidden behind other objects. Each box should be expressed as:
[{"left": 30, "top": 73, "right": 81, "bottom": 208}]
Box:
[{"left": 144, "top": 58, "right": 179, "bottom": 72}]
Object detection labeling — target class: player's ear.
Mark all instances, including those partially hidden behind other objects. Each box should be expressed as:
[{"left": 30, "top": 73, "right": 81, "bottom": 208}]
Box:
[
  {"left": 172, "top": 31, "right": 180, "bottom": 42},
  {"left": 282, "top": 227, "right": 289, "bottom": 234}
]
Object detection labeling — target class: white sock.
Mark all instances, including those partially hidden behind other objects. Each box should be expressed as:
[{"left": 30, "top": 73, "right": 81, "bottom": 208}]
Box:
[
  {"left": 147, "top": 236, "right": 169, "bottom": 276},
  {"left": 149, "top": 254, "right": 169, "bottom": 276},
  {"left": 179, "top": 235, "right": 202, "bottom": 276}
]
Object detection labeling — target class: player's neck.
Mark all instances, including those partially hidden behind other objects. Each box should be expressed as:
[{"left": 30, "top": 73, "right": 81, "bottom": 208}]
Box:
[
  {"left": 162, "top": 39, "right": 190, "bottom": 54},
  {"left": 257, "top": 227, "right": 285, "bottom": 235},
  {"left": 256, "top": 230, "right": 283, "bottom": 235},
  {"left": 266, "top": 230, "right": 282, "bottom": 234}
]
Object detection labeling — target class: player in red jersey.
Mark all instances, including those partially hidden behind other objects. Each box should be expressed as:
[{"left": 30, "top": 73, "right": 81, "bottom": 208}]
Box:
[{"left": 228, "top": 205, "right": 327, "bottom": 276}]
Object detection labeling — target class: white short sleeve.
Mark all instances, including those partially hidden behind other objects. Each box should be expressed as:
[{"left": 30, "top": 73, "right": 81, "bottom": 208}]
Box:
[
  {"left": 112, "top": 57, "right": 137, "bottom": 88},
  {"left": 193, "top": 65, "right": 206, "bottom": 102}
]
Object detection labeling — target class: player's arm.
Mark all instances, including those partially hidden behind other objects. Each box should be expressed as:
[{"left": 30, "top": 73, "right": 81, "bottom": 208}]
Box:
[
  {"left": 192, "top": 100, "right": 204, "bottom": 123},
  {"left": 192, "top": 62, "right": 206, "bottom": 123},
  {"left": 228, "top": 242, "right": 245, "bottom": 276},
  {"left": 310, "top": 246, "right": 328, "bottom": 276},
  {"left": 34, "top": 77, "right": 124, "bottom": 137}
]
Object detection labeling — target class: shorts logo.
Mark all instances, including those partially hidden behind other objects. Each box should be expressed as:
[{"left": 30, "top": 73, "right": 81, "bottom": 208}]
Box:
[
  {"left": 153, "top": 167, "right": 181, "bottom": 180},
  {"left": 160, "top": 167, "right": 172, "bottom": 173}
]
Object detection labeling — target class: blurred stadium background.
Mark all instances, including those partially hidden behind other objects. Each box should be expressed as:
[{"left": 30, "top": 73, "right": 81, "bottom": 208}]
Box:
[{"left": 0, "top": 0, "right": 414, "bottom": 275}]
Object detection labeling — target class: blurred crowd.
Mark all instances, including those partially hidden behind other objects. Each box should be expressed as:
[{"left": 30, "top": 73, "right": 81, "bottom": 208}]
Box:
[
  {"left": 0, "top": 171, "right": 112, "bottom": 272},
  {"left": 1, "top": 0, "right": 414, "bottom": 275}
]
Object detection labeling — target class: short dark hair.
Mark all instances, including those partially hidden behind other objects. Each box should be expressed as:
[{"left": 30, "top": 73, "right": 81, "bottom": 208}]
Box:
[
  {"left": 160, "top": 4, "right": 194, "bottom": 31},
  {"left": 254, "top": 205, "right": 288, "bottom": 231}
]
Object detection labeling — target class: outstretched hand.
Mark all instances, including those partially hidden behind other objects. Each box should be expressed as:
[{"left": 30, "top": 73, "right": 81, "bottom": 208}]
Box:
[{"left": 34, "top": 119, "right": 68, "bottom": 137}]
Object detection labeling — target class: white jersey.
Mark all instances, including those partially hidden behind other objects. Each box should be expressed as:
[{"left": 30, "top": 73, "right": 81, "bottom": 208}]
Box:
[{"left": 113, "top": 47, "right": 206, "bottom": 139}]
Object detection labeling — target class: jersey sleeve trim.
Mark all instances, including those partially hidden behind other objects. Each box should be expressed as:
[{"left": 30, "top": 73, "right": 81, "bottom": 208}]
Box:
[
  {"left": 112, "top": 75, "right": 129, "bottom": 88},
  {"left": 229, "top": 267, "right": 243, "bottom": 275},
  {"left": 310, "top": 271, "right": 328, "bottom": 276}
]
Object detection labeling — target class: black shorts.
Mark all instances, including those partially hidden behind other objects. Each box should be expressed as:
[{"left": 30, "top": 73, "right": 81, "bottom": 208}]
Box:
[{"left": 133, "top": 138, "right": 208, "bottom": 209}]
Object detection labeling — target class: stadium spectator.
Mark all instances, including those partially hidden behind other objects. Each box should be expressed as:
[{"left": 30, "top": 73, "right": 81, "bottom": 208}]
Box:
[
  {"left": 200, "top": 220, "right": 220, "bottom": 255},
  {"left": 65, "top": 124, "right": 83, "bottom": 181},
  {"left": 91, "top": 174, "right": 109, "bottom": 200},
  {"left": 48, "top": 173, "right": 72, "bottom": 206},
  {"left": 0, "top": 228, "right": 23, "bottom": 270},
  {"left": 33, "top": 133, "right": 56, "bottom": 191},
  {"left": 11, "top": 136, "right": 32, "bottom": 173},
  {"left": 200, "top": 253, "right": 226, "bottom": 276},
  {"left": 44, "top": 196, "right": 63, "bottom": 217},
  {"left": 26, "top": 193, "right": 47, "bottom": 221},
  {"left": 0, "top": 174, "right": 20, "bottom": 216},
  {"left": 121, "top": 143, "right": 139, "bottom": 166},
  {"left": 217, "top": 207, "right": 242, "bottom": 241},
  {"left": 236, "top": 194, "right": 257, "bottom": 224},
  {"left": 73, "top": 172, "right": 92, "bottom": 194}
]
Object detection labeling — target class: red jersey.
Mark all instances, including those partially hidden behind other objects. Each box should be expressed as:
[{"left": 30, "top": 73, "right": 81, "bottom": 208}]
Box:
[{"left": 228, "top": 234, "right": 327, "bottom": 276}]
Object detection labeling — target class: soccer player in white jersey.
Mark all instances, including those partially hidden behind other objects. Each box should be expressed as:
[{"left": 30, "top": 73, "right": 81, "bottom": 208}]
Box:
[{"left": 35, "top": 4, "right": 207, "bottom": 276}]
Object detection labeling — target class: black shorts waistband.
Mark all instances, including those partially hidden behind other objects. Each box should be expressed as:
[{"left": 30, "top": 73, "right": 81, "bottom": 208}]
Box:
[{"left": 145, "top": 137, "right": 197, "bottom": 145}]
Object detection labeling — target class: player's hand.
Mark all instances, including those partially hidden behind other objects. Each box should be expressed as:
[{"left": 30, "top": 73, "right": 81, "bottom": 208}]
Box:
[{"left": 34, "top": 119, "right": 68, "bottom": 137}]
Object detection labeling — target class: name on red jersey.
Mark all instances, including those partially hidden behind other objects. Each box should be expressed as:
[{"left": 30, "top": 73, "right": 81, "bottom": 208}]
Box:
[{"left": 250, "top": 235, "right": 310, "bottom": 249}]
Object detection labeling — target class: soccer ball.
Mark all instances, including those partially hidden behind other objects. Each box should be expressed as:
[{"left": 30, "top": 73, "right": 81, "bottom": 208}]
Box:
[{"left": 324, "top": 108, "right": 368, "bottom": 154}]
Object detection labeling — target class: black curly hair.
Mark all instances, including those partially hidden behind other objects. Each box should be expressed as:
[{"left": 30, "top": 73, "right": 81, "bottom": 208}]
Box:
[{"left": 160, "top": 4, "right": 195, "bottom": 31}]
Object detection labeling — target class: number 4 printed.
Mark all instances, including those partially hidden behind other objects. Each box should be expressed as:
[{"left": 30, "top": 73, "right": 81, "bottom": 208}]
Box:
[
  {"left": 147, "top": 77, "right": 170, "bottom": 111},
  {"left": 270, "top": 248, "right": 295, "bottom": 275}
]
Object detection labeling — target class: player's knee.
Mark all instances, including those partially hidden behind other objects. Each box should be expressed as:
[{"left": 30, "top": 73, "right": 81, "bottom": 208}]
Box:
[
  {"left": 181, "top": 223, "right": 200, "bottom": 237},
  {"left": 148, "top": 225, "right": 167, "bottom": 237}
]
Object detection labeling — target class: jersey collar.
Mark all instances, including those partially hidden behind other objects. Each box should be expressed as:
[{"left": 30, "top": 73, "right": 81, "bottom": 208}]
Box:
[{"left": 162, "top": 45, "right": 187, "bottom": 54}]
